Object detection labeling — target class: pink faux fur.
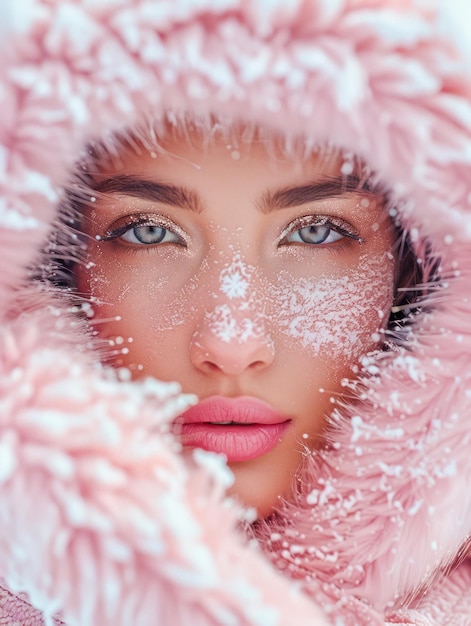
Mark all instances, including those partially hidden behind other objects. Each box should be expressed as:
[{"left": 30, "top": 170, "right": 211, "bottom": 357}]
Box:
[{"left": 1, "top": 1, "right": 471, "bottom": 624}]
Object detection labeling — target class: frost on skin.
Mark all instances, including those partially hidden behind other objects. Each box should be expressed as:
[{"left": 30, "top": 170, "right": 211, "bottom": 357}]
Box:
[
  {"left": 219, "top": 255, "right": 250, "bottom": 300},
  {"left": 199, "top": 252, "right": 393, "bottom": 356},
  {"left": 203, "top": 255, "right": 270, "bottom": 344},
  {"left": 273, "top": 253, "right": 394, "bottom": 359},
  {"left": 204, "top": 304, "right": 267, "bottom": 344}
]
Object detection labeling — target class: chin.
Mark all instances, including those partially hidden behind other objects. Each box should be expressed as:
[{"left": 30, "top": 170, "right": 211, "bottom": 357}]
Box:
[{"left": 227, "top": 453, "right": 299, "bottom": 519}]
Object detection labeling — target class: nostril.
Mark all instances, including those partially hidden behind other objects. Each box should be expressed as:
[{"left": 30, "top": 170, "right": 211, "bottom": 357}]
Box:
[
  {"left": 202, "top": 361, "right": 222, "bottom": 373},
  {"left": 251, "top": 360, "right": 267, "bottom": 370}
]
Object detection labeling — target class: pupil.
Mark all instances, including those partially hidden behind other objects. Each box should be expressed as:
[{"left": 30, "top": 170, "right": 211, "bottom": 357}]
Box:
[
  {"left": 136, "top": 225, "right": 165, "bottom": 243},
  {"left": 300, "top": 225, "right": 329, "bottom": 244}
]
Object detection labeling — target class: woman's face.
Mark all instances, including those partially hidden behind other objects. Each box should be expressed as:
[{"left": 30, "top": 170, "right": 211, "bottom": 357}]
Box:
[{"left": 75, "top": 128, "right": 396, "bottom": 517}]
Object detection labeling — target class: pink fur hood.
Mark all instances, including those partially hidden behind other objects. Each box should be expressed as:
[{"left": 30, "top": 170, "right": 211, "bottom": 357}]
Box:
[{"left": 1, "top": 1, "right": 471, "bottom": 624}]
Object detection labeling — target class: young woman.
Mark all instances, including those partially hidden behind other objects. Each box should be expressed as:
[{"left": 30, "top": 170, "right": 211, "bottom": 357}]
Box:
[{"left": 1, "top": 2, "right": 471, "bottom": 625}]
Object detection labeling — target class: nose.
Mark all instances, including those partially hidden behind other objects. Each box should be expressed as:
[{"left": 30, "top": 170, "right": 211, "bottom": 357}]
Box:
[{"left": 190, "top": 315, "right": 275, "bottom": 376}]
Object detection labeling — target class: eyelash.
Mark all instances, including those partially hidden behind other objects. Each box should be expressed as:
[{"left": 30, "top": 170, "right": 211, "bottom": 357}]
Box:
[
  {"left": 100, "top": 214, "right": 188, "bottom": 247},
  {"left": 98, "top": 212, "right": 361, "bottom": 251},
  {"left": 278, "top": 214, "right": 362, "bottom": 247}
]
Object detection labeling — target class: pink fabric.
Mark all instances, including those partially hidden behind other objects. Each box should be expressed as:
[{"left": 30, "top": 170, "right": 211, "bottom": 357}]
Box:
[
  {"left": 1, "top": 0, "right": 471, "bottom": 624},
  {"left": 387, "top": 561, "right": 471, "bottom": 626}
]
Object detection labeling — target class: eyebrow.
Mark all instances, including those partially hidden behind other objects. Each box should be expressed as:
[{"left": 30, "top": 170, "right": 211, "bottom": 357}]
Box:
[
  {"left": 92, "top": 175, "right": 204, "bottom": 213},
  {"left": 258, "top": 174, "right": 379, "bottom": 212},
  {"left": 91, "top": 172, "right": 381, "bottom": 215}
]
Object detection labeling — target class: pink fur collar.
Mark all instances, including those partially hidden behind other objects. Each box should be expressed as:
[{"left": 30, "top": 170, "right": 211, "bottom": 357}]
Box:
[{"left": 1, "top": 1, "right": 471, "bottom": 624}]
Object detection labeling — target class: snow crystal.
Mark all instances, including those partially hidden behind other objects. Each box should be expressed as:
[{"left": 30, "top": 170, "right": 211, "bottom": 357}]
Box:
[{"left": 219, "top": 256, "right": 250, "bottom": 300}]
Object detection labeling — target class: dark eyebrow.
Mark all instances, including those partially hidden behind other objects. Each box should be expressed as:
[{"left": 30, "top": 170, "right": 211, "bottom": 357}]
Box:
[
  {"left": 92, "top": 174, "right": 203, "bottom": 213},
  {"left": 259, "top": 174, "right": 379, "bottom": 212}
]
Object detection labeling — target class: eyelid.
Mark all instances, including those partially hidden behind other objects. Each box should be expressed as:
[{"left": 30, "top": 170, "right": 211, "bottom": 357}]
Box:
[
  {"left": 100, "top": 213, "right": 188, "bottom": 244},
  {"left": 278, "top": 214, "right": 361, "bottom": 244}
]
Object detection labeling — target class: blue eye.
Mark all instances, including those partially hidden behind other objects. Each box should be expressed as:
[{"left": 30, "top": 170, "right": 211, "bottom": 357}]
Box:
[
  {"left": 280, "top": 216, "right": 360, "bottom": 247},
  {"left": 286, "top": 224, "right": 344, "bottom": 245},
  {"left": 102, "top": 214, "right": 187, "bottom": 246},
  {"left": 120, "top": 225, "right": 181, "bottom": 245}
]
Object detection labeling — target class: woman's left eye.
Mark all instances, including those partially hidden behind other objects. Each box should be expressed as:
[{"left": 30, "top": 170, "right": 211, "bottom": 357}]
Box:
[
  {"left": 284, "top": 224, "right": 344, "bottom": 245},
  {"left": 280, "top": 216, "right": 359, "bottom": 246}
]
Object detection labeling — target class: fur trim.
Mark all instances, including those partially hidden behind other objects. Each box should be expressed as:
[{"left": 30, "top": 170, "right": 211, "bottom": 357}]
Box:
[{"left": 1, "top": 1, "right": 471, "bottom": 624}]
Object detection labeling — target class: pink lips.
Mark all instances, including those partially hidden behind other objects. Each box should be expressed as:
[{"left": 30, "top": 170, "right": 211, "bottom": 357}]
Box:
[{"left": 174, "top": 396, "right": 291, "bottom": 462}]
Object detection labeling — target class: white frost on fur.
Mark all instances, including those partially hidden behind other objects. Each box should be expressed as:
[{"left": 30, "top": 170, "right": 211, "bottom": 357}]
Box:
[
  {"left": 0, "top": 200, "right": 39, "bottom": 230},
  {"left": 23, "top": 171, "right": 58, "bottom": 202},
  {"left": 0, "top": 0, "right": 38, "bottom": 39},
  {"left": 0, "top": 431, "right": 17, "bottom": 482},
  {"left": 229, "top": 579, "right": 279, "bottom": 626},
  {"left": 345, "top": 9, "right": 431, "bottom": 45},
  {"left": 193, "top": 448, "right": 235, "bottom": 489},
  {"left": 1, "top": 0, "right": 471, "bottom": 624},
  {"left": 438, "top": 0, "right": 471, "bottom": 64}
]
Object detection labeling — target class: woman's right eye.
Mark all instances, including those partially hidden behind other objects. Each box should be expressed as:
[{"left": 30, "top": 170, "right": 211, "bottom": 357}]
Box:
[
  {"left": 101, "top": 215, "right": 187, "bottom": 247},
  {"left": 120, "top": 225, "right": 181, "bottom": 245}
]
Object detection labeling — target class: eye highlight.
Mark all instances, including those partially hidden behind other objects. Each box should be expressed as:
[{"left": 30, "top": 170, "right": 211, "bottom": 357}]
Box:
[
  {"left": 101, "top": 213, "right": 187, "bottom": 247},
  {"left": 279, "top": 215, "right": 361, "bottom": 247}
]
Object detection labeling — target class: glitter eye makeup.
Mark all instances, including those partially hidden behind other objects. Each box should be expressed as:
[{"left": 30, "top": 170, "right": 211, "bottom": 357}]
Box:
[
  {"left": 278, "top": 214, "right": 362, "bottom": 247},
  {"left": 101, "top": 213, "right": 188, "bottom": 246}
]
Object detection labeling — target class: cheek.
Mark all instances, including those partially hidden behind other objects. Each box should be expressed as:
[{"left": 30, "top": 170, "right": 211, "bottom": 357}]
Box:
[
  {"left": 76, "top": 248, "right": 203, "bottom": 332},
  {"left": 74, "top": 251, "right": 208, "bottom": 376},
  {"left": 270, "top": 253, "right": 395, "bottom": 361},
  {"left": 76, "top": 246, "right": 395, "bottom": 376}
]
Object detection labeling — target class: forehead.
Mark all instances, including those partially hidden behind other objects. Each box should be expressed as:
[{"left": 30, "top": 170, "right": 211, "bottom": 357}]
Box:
[{"left": 87, "top": 119, "right": 371, "bottom": 185}]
